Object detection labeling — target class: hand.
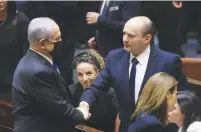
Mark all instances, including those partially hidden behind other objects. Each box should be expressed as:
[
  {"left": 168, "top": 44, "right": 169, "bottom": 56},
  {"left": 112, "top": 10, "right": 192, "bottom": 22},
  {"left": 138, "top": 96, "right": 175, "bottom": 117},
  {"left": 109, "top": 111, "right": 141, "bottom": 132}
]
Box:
[
  {"left": 76, "top": 107, "right": 91, "bottom": 120},
  {"left": 79, "top": 101, "right": 90, "bottom": 111},
  {"left": 88, "top": 37, "right": 96, "bottom": 48},
  {"left": 86, "top": 12, "right": 100, "bottom": 24},
  {"left": 172, "top": 1, "right": 182, "bottom": 8}
]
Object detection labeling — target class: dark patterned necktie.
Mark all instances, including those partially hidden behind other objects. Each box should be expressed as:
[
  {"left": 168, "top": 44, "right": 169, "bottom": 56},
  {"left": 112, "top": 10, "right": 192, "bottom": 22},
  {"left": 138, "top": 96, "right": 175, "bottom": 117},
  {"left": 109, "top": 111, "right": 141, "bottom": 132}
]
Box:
[{"left": 129, "top": 58, "right": 139, "bottom": 102}]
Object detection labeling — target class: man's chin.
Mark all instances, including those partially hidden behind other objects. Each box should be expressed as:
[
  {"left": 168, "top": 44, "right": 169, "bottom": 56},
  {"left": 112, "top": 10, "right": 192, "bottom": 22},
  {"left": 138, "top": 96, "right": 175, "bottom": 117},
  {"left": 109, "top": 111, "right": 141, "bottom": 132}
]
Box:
[{"left": 124, "top": 47, "right": 131, "bottom": 52}]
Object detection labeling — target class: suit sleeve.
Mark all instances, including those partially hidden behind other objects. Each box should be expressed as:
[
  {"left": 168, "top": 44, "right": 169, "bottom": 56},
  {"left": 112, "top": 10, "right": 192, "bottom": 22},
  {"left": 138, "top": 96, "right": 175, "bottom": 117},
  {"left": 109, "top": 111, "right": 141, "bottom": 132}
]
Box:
[
  {"left": 80, "top": 51, "right": 113, "bottom": 106},
  {"left": 96, "top": 1, "right": 140, "bottom": 32},
  {"left": 30, "top": 71, "right": 85, "bottom": 124},
  {"left": 171, "top": 56, "right": 188, "bottom": 91}
]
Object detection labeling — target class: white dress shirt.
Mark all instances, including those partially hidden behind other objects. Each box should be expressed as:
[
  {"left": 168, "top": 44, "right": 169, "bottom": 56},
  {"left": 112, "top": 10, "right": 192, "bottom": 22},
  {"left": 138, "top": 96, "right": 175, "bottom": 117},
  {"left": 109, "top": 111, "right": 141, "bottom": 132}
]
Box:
[
  {"left": 30, "top": 48, "right": 53, "bottom": 65},
  {"left": 129, "top": 45, "right": 150, "bottom": 103},
  {"left": 100, "top": 0, "right": 107, "bottom": 14}
]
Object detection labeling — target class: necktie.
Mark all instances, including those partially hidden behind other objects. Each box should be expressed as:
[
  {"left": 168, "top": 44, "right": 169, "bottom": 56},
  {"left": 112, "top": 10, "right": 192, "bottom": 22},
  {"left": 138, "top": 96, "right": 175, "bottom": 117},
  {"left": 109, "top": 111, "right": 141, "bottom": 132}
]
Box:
[
  {"left": 129, "top": 58, "right": 139, "bottom": 102},
  {"left": 53, "top": 62, "right": 60, "bottom": 73},
  {"left": 101, "top": 0, "right": 109, "bottom": 15}
]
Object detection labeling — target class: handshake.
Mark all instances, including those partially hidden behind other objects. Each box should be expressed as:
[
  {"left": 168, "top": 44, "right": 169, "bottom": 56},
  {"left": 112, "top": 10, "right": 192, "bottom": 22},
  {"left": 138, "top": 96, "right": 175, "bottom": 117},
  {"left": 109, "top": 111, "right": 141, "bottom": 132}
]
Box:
[{"left": 76, "top": 101, "right": 91, "bottom": 120}]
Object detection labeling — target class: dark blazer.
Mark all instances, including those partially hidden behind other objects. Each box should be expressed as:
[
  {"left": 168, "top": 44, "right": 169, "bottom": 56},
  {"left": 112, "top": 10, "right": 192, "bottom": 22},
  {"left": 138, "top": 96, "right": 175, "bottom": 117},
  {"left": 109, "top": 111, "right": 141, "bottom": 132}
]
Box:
[
  {"left": 69, "top": 83, "right": 118, "bottom": 132},
  {"left": 127, "top": 112, "right": 179, "bottom": 132},
  {"left": 80, "top": 46, "right": 188, "bottom": 132},
  {"left": 0, "top": 10, "right": 29, "bottom": 94},
  {"left": 12, "top": 49, "right": 85, "bottom": 132},
  {"left": 96, "top": 1, "right": 140, "bottom": 57}
]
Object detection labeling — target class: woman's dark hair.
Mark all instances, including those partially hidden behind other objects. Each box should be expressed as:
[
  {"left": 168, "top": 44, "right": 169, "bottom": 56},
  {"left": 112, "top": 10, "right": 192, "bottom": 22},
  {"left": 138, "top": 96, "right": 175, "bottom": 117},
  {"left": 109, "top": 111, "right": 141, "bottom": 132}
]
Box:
[
  {"left": 72, "top": 51, "right": 101, "bottom": 71},
  {"left": 177, "top": 91, "right": 201, "bottom": 132},
  {"left": 1, "top": 1, "right": 16, "bottom": 29}
]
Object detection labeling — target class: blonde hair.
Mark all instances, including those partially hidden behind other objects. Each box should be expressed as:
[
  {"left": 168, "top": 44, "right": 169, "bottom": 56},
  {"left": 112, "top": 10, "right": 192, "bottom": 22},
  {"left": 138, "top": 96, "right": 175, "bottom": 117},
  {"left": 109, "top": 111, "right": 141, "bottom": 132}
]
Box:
[{"left": 130, "top": 72, "right": 178, "bottom": 123}]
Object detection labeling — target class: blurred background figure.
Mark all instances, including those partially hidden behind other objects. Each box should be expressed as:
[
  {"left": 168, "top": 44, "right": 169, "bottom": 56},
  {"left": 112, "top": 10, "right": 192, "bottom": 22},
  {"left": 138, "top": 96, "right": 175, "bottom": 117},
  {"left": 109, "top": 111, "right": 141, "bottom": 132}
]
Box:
[
  {"left": 140, "top": 1, "right": 187, "bottom": 57},
  {"left": 70, "top": 49, "right": 118, "bottom": 132},
  {"left": 168, "top": 91, "right": 201, "bottom": 132},
  {"left": 0, "top": 0, "right": 29, "bottom": 99},
  {"left": 87, "top": 1, "right": 141, "bottom": 57}
]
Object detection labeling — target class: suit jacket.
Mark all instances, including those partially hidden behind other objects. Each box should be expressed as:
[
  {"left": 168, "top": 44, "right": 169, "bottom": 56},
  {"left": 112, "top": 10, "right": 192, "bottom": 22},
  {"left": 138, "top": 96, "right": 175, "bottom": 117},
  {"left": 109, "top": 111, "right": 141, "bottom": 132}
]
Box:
[
  {"left": 12, "top": 49, "right": 85, "bottom": 132},
  {"left": 127, "top": 112, "right": 179, "bottom": 132},
  {"left": 69, "top": 83, "right": 118, "bottom": 132},
  {"left": 80, "top": 46, "right": 188, "bottom": 132},
  {"left": 96, "top": 1, "right": 140, "bottom": 57}
]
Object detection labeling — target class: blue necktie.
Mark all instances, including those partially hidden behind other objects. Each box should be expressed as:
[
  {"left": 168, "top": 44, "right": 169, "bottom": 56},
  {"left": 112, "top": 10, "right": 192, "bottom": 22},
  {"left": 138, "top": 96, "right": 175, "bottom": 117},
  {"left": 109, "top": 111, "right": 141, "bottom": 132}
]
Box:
[
  {"left": 129, "top": 58, "right": 139, "bottom": 102},
  {"left": 53, "top": 62, "right": 60, "bottom": 73}
]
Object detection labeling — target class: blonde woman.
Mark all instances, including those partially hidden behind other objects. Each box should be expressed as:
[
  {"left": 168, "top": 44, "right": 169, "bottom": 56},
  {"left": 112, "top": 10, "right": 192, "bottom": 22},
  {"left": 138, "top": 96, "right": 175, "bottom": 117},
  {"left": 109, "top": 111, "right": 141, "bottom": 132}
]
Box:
[{"left": 127, "top": 72, "right": 179, "bottom": 132}]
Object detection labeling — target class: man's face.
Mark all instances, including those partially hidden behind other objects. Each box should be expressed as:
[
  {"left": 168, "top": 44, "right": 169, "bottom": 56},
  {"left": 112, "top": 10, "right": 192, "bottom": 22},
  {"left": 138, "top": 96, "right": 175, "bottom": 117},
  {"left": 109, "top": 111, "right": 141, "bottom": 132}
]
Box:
[
  {"left": 0, "top": 0, "right": 7, "bottom": 12},
  {"left": 123, "top": 22, "right": 151, "bottom": 56},
  {"left": 41, "top": 24, "right": 62, "bottom": 53}
]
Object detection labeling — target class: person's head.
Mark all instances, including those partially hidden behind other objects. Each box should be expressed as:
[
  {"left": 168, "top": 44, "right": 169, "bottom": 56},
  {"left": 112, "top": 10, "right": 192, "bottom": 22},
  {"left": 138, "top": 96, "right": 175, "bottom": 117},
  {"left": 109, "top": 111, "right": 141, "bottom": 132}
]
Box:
[
  {"left": 28, "top": 17, "right": 62, "bottom": 59},
  {"left": 0, "top": 0, "right": 7, "bottom": 12},
  {"left": 0, "top": 1, "right": 16, "bottom": 26},
  {"left": 123, "top": 16, "right": 155, "bottom": 56},
  {"left": 169, "top": 91, "right": 201, "bottom": 131},
  {"left": 131, "top": 72, "right": 178, "bottom": 124},
  {"left": 72, "top": 49, "right": 105, "bottom": 89}
]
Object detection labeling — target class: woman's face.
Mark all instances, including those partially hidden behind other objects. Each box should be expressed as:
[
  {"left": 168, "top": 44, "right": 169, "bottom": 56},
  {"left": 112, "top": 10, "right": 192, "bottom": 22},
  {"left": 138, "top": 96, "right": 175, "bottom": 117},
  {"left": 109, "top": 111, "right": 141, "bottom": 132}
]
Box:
[
  {"left": 0, "top": 0, "right": 8, "bottom": 12},
  {"left": 166, "top": 87, "right": 178, "bottom": 113},
  {"left": 76, "top": 62, "right": 99, "bottom": 89},
  {"left": 168, "top": 103, "right": 184, "bottom": 127}
]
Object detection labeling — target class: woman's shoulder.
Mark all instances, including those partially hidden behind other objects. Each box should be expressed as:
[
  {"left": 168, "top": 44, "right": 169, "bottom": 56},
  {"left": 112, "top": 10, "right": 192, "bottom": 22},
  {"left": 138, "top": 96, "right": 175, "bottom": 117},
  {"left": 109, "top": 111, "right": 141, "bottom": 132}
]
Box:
[
  {"left": 187, "top": 121, "right": 201, "bottom": 132},
  {"left": 127, "top": 113, "right": 163, "bottom": 132}
]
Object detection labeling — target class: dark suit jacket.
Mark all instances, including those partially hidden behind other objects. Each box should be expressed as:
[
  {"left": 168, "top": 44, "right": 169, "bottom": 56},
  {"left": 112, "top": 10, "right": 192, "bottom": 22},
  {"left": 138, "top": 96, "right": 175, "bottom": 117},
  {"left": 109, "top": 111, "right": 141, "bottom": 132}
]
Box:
[
  {"left": 80, "top": 46, "right": 188, "bottom": 132},
  {"left": 12, "top": 49, "right": 85, "bottom": 132},
  {"left": 127, "top": 112, "right": 179, "bottom": 132},
  {"left": 0, "top": 10, "right": 29, "bottom": 94},
  {"left": 96, "top": 1, "right": 140, "bottom": 57},
  {"left": 69, "top": 83, "right": 118, "bottom": 132}
]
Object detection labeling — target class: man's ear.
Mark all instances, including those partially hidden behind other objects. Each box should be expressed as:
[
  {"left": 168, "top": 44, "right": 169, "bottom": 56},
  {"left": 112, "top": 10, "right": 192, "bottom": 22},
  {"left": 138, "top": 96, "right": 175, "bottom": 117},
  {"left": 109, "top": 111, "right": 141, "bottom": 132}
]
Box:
[
  {"left": 144, "top": 34, "right": 152, "bottom": 44},
  {"left": 40, "top": 38, "right": 46, "bottom": 49}
]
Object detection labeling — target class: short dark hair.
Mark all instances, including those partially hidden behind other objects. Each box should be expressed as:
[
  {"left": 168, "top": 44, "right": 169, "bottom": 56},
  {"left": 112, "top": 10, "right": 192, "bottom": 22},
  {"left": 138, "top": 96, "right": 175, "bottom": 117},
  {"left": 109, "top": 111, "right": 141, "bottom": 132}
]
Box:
[
  {"left": 72, "top": 52, "right": 101, "bottom": 70},
  {"left": 177, "top": 91, "right": 201, "bottom": 132}
]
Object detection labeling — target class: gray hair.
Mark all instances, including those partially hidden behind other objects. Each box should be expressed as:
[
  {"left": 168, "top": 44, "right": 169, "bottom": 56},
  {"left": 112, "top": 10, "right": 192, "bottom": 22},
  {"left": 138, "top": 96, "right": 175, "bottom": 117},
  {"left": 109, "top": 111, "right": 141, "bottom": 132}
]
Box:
[{"left": 28, "top": 17, "right": 58, "bottom": 45}]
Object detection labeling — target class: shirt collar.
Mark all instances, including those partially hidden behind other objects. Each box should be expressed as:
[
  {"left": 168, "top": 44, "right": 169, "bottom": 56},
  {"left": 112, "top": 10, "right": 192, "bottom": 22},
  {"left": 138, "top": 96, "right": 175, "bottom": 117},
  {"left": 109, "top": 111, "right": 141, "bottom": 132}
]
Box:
[
  {"left": 130, "top": 45, "right": 151, "bottom": 65},
  {"left": 29, "top": 47, "right": 53, "bottom": 65}
]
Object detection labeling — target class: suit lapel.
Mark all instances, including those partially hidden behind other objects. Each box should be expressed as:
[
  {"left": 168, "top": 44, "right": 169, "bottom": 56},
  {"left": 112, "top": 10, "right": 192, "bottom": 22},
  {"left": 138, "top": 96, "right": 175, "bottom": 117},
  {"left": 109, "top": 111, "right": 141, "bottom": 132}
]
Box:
[
  {"left": 139, "top": 46, "right": 158, "bottom": 95},
  {"left": 115, "top": 51, "right": 130, "bottom": 100},
  {"left": 27, "top": 49, "right": 67, "bottom": 86}
]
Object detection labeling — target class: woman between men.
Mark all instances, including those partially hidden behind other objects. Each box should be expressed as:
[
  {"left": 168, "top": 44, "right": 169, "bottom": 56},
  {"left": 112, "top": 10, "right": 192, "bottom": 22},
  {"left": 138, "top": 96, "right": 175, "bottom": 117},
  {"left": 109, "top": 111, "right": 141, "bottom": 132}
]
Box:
[{"left": 69, "top": 49, "right": 118, "bottom": 132}]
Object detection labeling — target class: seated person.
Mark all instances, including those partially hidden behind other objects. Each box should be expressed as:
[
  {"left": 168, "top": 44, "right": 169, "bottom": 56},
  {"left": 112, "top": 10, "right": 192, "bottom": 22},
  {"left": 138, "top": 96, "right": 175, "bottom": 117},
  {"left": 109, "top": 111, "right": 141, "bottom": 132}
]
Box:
[
  {"left": 69, "top": 49, "right": 118, "bottom": 132},
  {"left": 168, "top": 91, "right": 201, "bottom": 132},
  {"left": 127, "top": 72, "right": 179, "bottom": 132}
]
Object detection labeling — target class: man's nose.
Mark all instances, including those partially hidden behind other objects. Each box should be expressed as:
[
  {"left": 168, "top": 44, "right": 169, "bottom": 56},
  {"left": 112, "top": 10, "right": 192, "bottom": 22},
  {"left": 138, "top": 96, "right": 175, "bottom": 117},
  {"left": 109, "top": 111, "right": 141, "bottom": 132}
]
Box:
[
  {"left": 123, "top": 34, "right": 128, "bottom": 42},
  {"left": 83, "top": 74, "right": 89, "bottom": 82}
]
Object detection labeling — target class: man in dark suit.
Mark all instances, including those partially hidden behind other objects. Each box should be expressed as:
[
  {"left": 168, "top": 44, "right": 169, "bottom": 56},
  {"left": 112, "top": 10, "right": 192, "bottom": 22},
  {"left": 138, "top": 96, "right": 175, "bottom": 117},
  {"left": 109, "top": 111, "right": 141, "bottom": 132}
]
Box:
[
  {"left": 12, "top": 17, "right": 90, "bottom": 132},
  {"left": 79, "top": 16, "right": 188, "bottom": 132},
  {"left": 87, "top": 1, "right": 141, "bottom": 57}
]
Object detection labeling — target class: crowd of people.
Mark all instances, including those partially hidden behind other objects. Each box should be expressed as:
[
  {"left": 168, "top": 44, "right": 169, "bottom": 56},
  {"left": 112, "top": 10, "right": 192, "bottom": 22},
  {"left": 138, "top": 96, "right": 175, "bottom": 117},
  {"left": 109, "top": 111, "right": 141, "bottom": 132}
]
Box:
[{"left": 0, "top": 1, "right": 201, "bottom": 132}]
